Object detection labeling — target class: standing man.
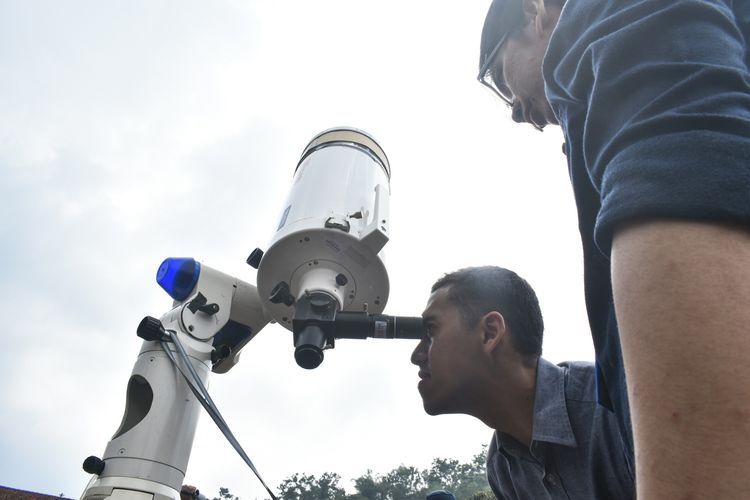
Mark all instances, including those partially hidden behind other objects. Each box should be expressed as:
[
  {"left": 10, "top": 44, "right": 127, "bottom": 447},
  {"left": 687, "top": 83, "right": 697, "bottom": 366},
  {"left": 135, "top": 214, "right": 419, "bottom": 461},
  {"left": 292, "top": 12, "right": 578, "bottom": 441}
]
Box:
[
  {"left": 412, "top": 266, "right": 634, "bottom": 499},
  {"left": 477, "top": 0, "right": 750, "bottom": 497}
]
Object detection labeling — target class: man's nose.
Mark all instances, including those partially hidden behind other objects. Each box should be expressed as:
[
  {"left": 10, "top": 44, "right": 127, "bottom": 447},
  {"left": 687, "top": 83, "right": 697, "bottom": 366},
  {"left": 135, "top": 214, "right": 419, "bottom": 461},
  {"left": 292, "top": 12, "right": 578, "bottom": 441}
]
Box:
[{"left": 411, "top": 341, "right": 426, "bottom": 365}]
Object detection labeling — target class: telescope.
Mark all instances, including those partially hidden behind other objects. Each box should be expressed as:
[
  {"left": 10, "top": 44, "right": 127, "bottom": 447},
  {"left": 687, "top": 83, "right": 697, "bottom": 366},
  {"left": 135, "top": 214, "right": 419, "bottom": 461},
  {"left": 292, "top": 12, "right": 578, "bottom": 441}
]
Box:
[
  {"left": 80, "top": 127, "right": 423, "bottom": 500},
  {"left": 252, "top": 127, "right": 422, "bottom": 368}
]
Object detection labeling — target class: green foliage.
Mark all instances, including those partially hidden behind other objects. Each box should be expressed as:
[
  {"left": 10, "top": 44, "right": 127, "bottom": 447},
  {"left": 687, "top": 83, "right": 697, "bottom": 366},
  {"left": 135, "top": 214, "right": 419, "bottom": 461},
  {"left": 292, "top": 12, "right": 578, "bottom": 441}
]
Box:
[
  {"left": 275, "top": 445, "right": 492, "bottom": 500},
  {"left": 213, "top": 487, "right": 238, "bottom": 500},
  {"left": 469, "top": 492, "right": 495, "bottom": 500},
  {"left": 377, "top": 465, "right": 426, "bottom": 500},
  {"left": 277, "top": 472, "right": 347, "bottom": 500},
  {"left": 350, "top": 470, "right": 378, "bottom": 500}
]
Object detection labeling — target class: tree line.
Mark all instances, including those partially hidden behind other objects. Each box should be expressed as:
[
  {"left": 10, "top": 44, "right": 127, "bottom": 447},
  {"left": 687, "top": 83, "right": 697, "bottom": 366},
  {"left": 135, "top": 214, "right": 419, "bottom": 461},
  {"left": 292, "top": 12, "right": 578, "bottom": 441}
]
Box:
[
  {"left": 213, "top": 447, "right": 493, "bottom": 500},
  {"left": 275, "top": 446, "right": 493, "bottom": 499}
]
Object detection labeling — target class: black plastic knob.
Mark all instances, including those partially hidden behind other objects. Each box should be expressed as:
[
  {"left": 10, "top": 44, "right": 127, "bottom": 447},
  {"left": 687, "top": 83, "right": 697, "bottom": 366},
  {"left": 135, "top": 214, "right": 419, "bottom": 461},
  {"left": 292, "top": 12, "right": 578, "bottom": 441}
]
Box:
[
  {"left": 137, "top": 316, "right": 166, "bottom": 341},
  {"left": 269, "top": 281, "right": 294, "bottom": 306},
  {"left": 211, "top": 345, "right": 232, "bottom": 364},
  {"left": 246, "top": 248, "right": 264, "bottom": 269},
  {"left": 335, "top": 273, "right": 348, "bottom": 286},
  {"left": 83, "top": 456, "right": 105, "bottom": 475}
]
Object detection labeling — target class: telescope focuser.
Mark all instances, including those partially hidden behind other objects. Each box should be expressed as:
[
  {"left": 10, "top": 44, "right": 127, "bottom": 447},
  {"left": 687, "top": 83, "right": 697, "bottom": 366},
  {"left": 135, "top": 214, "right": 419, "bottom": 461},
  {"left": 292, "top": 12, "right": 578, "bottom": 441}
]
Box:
[
  {"left": 291, "top": 296, "right": 425, "bottom": 369},
  {"left": 292, "top": 293, "right": 338, "bottom": 369}
]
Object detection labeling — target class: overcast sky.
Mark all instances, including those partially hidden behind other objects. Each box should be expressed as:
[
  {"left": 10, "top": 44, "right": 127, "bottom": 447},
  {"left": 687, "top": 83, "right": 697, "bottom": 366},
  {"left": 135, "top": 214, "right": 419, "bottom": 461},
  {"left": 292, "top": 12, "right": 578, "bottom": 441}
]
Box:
[{"left": 0, "top": 1, "right": 594, "bottom": 498}]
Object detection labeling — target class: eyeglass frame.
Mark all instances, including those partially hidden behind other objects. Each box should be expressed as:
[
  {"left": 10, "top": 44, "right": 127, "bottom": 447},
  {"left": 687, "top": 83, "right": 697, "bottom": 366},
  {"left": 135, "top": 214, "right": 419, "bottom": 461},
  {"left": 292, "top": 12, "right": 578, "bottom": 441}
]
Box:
[
  {"left": 477, "top": 31, "right": 514, "bottom": 108},
  {"left": 476, "top": 29, "right": 545, "bottom": 132}
]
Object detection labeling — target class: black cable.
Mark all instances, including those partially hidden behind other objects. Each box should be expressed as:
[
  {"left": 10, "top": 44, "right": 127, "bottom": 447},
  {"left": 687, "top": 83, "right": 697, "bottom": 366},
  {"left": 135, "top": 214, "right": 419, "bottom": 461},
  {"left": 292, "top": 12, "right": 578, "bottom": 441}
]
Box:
[{"left": 160, "top": 334, "right": 278, "bottom": 500}]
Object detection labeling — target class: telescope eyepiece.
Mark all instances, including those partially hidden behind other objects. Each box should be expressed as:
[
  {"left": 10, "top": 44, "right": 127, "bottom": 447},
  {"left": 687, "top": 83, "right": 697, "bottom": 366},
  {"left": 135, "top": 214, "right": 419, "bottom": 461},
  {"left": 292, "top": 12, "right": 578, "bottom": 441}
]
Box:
[
  {"left": 293, "top": 324, "right": 328, "bottom": 369},
  {"left": 294, "top": 344, "right": 324, "bottom": 369}
]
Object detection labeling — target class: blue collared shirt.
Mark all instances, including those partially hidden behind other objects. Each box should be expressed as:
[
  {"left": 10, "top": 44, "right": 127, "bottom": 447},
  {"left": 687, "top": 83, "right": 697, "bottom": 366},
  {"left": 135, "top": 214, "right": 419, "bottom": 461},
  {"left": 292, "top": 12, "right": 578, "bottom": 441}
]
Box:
[{"left": 486, "top": 359, "right": 634, "bottom": 499}]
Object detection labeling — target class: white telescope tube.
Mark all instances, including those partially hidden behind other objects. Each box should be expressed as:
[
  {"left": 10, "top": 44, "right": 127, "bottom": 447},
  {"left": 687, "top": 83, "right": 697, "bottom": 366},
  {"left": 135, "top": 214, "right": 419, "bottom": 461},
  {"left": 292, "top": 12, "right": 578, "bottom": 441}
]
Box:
[{"left": 256, "top": 127, "right": 391, "bottom": 330}]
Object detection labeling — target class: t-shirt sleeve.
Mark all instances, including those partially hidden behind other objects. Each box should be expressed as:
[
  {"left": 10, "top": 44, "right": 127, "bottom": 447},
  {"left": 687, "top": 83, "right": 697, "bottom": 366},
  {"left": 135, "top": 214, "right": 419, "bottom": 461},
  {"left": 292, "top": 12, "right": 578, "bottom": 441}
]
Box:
[{"left": 549, "top": 0, "right": 750, "bottom": 254}]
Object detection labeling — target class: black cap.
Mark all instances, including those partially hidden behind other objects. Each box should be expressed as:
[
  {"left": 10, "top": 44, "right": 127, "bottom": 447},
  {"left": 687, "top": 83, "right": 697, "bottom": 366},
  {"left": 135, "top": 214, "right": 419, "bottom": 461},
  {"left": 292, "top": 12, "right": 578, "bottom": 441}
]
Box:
[
  {"left": 479, "top": 0, "right": 526, "bottom": 72},
  {"left": 426, "top": 490, "right": 456, "bottom": 500}
]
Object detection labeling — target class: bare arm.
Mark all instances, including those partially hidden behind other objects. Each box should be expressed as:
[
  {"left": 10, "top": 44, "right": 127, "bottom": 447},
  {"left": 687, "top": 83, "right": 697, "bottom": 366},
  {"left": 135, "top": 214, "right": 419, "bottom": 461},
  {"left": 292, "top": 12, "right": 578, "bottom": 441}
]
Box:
[{"left": 611, "top": 220, "right": 750, "bottom": 498}]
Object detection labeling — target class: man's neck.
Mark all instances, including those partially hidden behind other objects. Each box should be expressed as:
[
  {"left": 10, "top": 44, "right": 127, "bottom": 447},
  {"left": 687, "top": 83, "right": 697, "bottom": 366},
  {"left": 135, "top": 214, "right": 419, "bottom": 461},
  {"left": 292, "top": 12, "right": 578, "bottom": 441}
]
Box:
[{"left": 480, "top": 356, "right": 539, "bottom": 446}]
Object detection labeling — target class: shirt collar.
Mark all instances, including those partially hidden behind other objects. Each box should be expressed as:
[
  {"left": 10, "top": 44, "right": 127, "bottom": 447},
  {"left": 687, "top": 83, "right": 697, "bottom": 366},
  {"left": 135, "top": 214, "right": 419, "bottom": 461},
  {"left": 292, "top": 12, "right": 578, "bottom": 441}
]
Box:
[{"left": 530, "top": 358, "right": 577, "bottom": 447}]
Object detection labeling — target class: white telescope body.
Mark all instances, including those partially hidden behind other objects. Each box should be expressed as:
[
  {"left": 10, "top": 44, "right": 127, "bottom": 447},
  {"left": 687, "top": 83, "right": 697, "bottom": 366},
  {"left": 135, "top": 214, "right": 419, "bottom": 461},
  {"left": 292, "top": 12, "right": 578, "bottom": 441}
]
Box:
[
  {"left": 256, "top": 128, "right": 391, "bottom": 328},
  {"left": 80, "top": 128, "right": 402, "bottom": 499}
]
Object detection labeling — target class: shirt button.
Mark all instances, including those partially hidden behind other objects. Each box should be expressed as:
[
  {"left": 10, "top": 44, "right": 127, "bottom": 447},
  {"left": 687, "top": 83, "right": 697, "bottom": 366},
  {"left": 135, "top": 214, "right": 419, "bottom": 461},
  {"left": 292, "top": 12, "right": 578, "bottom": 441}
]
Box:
[{"left": 544, "top": 473, "right": 558, "bottom": 487}]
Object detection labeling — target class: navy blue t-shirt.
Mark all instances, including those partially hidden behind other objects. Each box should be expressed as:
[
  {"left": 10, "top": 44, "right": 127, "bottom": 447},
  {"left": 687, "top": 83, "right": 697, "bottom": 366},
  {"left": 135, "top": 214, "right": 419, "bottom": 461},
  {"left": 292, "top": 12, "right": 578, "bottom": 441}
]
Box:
[{"left": 542, "top": 0, "right": 750, "bottom": 469}]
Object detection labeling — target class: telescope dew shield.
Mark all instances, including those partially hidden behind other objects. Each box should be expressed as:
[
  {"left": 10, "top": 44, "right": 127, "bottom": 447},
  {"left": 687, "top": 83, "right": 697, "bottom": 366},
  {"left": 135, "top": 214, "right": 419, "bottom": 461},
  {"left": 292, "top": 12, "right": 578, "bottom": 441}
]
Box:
[{"left": 257, "top": 128, "right": 392, "bottom": 331}]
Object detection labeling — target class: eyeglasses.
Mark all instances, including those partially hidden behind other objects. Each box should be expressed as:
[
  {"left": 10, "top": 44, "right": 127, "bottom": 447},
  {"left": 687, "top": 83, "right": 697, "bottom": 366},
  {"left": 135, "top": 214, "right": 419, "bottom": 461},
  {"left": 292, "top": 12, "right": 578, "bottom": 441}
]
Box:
[
  {"left": 477, "top": 31, "right": 514, "bottom": 108},
  {"left": 477, "top": 31, "right": 544, "bottom": 132}
]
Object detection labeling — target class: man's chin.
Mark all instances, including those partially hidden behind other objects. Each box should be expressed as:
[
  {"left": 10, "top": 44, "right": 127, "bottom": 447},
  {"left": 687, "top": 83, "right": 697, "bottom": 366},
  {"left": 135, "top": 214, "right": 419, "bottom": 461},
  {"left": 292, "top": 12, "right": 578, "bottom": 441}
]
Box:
[
  {"left": 524, "top": 100, "right": 558, "bottom": 128},
  {"left": 418, "top": 388, "right": 441, "bottom": 415},
  {"left": 529, "top": 109, "right": 558, "bottom": 129},
  {"left": 420, "top": 394, "right": 448, "bottom": 416},
  {"left": 418, "top": 382, "right": 454, "bottom": 415},
  {"left": 423, "top": 402, "right": 443, "bottom": 416}
]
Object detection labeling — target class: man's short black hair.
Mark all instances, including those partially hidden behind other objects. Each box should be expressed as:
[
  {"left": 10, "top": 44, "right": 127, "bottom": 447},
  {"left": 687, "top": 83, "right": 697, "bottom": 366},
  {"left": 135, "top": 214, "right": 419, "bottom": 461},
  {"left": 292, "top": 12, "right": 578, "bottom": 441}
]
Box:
[
  {"left": 478, "top": 0, "right": 525, "bottom": 73},
  {"left": 479, "top": 0, "right": 566, "bottom": 72},
  {"left": 432, "top": 266, "right": 544, "bottom": 357}
]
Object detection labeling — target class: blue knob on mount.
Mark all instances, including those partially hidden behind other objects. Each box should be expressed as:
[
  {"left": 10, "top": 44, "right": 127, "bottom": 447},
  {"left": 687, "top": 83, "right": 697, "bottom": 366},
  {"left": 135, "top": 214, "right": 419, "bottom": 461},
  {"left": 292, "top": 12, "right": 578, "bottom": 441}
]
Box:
[{"left": 156, "top": 257, "right": 201, "bottom": 301}]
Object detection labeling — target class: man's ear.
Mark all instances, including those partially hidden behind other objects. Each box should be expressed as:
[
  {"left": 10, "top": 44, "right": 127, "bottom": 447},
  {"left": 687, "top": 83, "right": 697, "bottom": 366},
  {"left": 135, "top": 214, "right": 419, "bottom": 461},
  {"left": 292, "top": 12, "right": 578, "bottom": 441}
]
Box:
[
  {"left": 480, "top": 311, "right": 508, "bottom": 354},
  {"left": 521, "top": 0, "right": 554, "bottom": 35}
]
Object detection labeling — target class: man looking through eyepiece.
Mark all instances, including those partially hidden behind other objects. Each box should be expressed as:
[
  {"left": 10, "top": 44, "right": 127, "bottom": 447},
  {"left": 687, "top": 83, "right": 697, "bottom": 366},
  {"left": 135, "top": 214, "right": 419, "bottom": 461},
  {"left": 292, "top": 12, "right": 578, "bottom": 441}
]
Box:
[
  {"left": 412, "top": 266, "right": 633, "bottom": 499},
  {"left": 478, "top": 1, "right": 750, "bottom": 498}
]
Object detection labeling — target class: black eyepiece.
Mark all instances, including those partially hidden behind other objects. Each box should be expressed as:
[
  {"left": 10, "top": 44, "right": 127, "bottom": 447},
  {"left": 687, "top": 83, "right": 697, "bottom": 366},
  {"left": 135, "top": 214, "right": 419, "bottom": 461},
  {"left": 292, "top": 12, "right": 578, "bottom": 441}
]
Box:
[{"left": 294, "top": 324, "right": 327, "bottom": 369}]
